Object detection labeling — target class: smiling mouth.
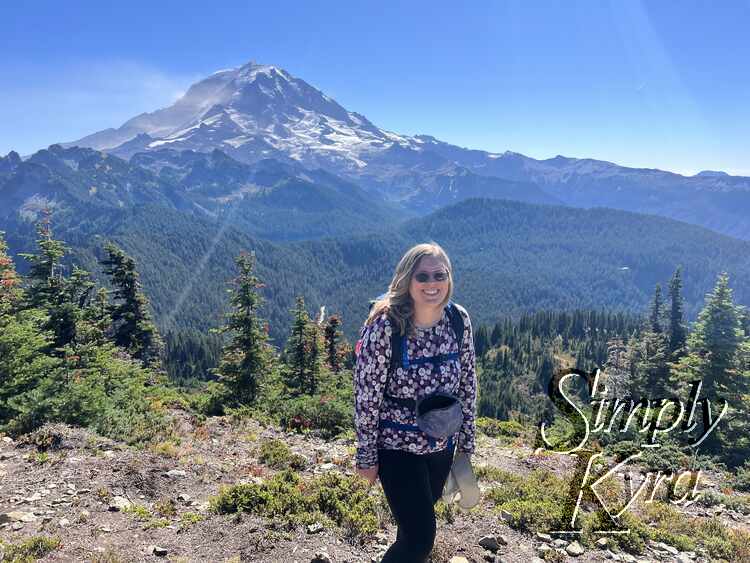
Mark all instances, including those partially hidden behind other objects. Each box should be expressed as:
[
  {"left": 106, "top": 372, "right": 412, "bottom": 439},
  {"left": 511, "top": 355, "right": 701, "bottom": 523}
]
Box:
[{"left": 423, "top": 290, "right": 440, "bottom": 296}]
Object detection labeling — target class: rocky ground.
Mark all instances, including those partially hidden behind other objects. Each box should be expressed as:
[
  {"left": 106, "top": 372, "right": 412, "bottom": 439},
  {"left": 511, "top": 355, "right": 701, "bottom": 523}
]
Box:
[{"left": 1, "top": 412, "right": 748, "bottom": 562}]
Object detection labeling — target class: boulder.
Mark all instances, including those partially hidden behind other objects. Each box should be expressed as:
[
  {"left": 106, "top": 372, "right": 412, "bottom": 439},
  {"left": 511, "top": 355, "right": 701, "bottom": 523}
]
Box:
[
  {"left": 479, "top": 535, "right": 502, "bottom": 552},
  {"left": 566, "top": 541, "right": 585, "bottom": 556},
  {"left": 307, "top": 522, "right": 324, "bottom": 534},
  {"left": 0, "top": 511, "right": 37, "bottom": 523},
  {"left": 108, "top": 496, "right": 131, "bottom": 511},
  {"left": 148, "top": 545, "right": 168, "bottom": 556}
]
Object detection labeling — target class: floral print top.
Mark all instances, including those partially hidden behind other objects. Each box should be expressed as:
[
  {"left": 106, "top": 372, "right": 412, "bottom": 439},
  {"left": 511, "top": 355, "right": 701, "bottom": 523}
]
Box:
[{"left": 354, "top": 304, "right": 477, "bottom": 469}]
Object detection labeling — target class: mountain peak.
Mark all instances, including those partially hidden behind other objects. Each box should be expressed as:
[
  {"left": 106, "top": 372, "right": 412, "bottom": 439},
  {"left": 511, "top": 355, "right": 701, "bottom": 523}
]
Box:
[
  {"left": 237, "top": 60, "right": 287, "bottom": 78},
  {"left": 3, "top": 150, "right": 21, "bottom": 164},
  {"left": 695, "top": 170, "right": 729, "bottom": 178}
]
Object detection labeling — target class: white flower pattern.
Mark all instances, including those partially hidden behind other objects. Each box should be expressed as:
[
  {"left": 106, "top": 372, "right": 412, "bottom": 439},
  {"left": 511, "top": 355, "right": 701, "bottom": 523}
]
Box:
[{"left": 353, "top": 305, "right": 477, "bottom": 469}]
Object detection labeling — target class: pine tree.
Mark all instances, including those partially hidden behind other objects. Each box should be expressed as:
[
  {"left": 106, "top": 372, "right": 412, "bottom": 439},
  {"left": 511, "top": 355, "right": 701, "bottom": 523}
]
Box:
[
  {"left": 18, "top": 212, "right": 67, "bottom": 311},
  {"left": 213, "top": 251, "right": 273, "bottom": 404},
  {"left": 283, "top": 296, "right": 324, "bottom": 394},
  {"left": 101, "top": 242, "right": 162, "bottom": 367},
  {"left": 630, "top": 330, "right": 670, "bottom": 397},
  {"left": 0, "top": 231, "right": 20, "bottom": 316},
  {"left": 474, "top": 325, "right": 490, "bottom": 358},
  {"left": 490, "top": 323, "right": 502, "bottom": 347},
  {"left": 687, "top": 273, "right": 744, "bottom": 393},
  {"left": 671, "top": 272, "right": 749, "bottom": 464},
  {"left": 649, "top": 284, "right": 663, "bottom": 334},
  {"left": 667, "top": 267, "right": 687, "bottom": 358},
  {"left": 323, "top": 314, "right": 345, "bottom": 373},
  {"left": 17, "top": 216, "right": 95, "bottom": 352}
]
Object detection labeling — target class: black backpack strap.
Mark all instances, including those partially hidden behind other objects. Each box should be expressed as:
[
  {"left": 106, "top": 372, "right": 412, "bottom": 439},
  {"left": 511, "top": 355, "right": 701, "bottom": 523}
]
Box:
[
  {"left": 446, "top": 302, "right": 465, "bottom": 354},
  {"left": 384, "top": 315, "right": 413, "bottom": 409},
  {"left": 387, "top": 313, "right": 403, "bottom": 378}
]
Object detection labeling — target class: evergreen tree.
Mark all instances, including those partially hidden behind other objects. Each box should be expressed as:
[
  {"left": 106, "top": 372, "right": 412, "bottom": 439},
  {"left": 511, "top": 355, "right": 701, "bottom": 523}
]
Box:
[
  {"left": 323, "top": 314, "right": 345, "bottom": 373},
  {"left": 213, "top": 251, "right": 273, "bottom": 404},
  {"left": 630, "top": 330, "right": 670, "bottom": 397},
  {"left": 164, "top": 329, "right": 223, "bottom": 383},
  {"left": 101, "top": 242, "right": 162, "bottom": 367},
  {"left": 490, "top": 323, "right": 502, "bottom": 347},
  {"left": 649, "top": 283, "right": 663, "bottom": 334},
  {"left": 625, "top": 283, "right": 672, "bottom": 397},
  {"left": 686, "top": 273, "right": 744, "bottom": 393},
  {"left": 671, "top": 272, "right": 749, "bottom": 464},
  {"left": 18, "top": 212, "right": 66, "bottom": 311},
  {"left": 474, "top": 325, "right": 490, "bottom": 358},
  {"left": 17, "top": 216, "right": 95, "bottom": 352},
  {"left": 667, "top": 267, "right": 687, "bottom": 358},
  {"left": 283, "top": 296, "right": 324, "bottom": 394},
  {"left": 0, "top": 231, "right": 20, "bottom": 316},
  {"left": 0, "top": 308, "right": 63, "bottom": 433}
]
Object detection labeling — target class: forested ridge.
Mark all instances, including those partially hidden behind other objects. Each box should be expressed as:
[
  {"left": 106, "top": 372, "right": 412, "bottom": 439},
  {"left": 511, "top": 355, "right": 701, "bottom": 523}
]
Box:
[{"left": 3, "top": 197, "right": 750, "bottom": 348}]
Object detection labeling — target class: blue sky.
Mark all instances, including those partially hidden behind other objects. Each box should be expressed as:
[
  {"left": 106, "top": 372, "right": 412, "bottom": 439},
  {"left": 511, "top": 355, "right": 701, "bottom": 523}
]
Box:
[{"left": 1, "top": 0, "right": 748, "bottom": 176}]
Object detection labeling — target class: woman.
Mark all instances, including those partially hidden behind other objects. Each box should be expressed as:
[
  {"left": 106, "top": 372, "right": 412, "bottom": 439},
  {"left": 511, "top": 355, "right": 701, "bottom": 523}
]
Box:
[{"left": 354, "top": 242, "right": 477, "bottom": 563}]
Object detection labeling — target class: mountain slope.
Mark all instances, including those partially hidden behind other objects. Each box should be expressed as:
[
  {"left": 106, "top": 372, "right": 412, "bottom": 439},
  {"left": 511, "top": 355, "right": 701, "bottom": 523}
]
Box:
[{"left": 0, "top": 145, "right": 406, "bottom": 243}]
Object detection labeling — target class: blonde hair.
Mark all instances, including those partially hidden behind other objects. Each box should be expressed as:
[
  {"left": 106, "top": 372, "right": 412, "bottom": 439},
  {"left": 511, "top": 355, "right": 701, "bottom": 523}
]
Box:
[{"left": 366, "top": 242, "right": 454, "bottom": 337}]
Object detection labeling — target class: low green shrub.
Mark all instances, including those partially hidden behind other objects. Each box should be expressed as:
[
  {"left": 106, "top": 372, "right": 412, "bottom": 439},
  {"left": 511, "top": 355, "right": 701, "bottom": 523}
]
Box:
[
  {"left": 209, "top": 469, "right": 381, "bottom": 539},
  {"left": 636, "top": 500, "right": 750, "bottom": 559},
  {"left": 190, "top": 381, "right": 230, "bottom": 417},
  {"left": 485, "top": 468, "right": 570, "bottom": 532},
  {"left": 434, "top": 499, "right": 456, "bottom": 523},
  {"left": 258, "top": 438, "right": 307, "bottom": 470},
  {"left": 581, "top": 510, "right": 649, "bottom": 555},
  {"left": 276, "top": 392, "right": 352, "bottom": 439},
  {"left": 474, "top": 464, "right": 509, "bottom": 482},
  {"left": 122, "top": 503, "right": 151, "bottom": 521},
  {"left": 604, "top": 440, "right": 641, "bottom": 462},
  {"left": 250, "top": 369, "right": 354, "bottom": 440},
  {"left": 0, "top": 535, "right": 61, "bottom": 561},
  {"left": 179, "top": 512, "right": 205, "bottom": 530},
  {"left": 476, "top": 417, "right": 529, "bottom": 442},
  {"left": 640, "top": 441, "right": 689, "bottom": 474},
  {"left": 696, "top": 489, "right": 750, "bottom": 514},
  {"left": 306, "top": 471, "right": 381, "bottom": 539}
]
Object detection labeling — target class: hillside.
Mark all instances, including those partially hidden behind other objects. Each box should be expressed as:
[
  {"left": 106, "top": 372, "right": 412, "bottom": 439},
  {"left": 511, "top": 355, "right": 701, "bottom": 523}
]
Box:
[
  {"left": 3, "top": 196, "right": 750, "bottom": 344},
  {"left": 2, "top": 417, "right": 748, "bottom": 562}
]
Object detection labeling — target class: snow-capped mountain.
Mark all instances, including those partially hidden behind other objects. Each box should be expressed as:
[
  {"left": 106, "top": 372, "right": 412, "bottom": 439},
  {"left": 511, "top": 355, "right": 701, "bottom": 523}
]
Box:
[
  {"left": 62, "top": 60, "right": 750, "bottom": 237},
  {"left": 67, "top": 62, "right": 413, "bottom": 173},
  {"left": 64, "top": 61, "right": 561, "bottom": 210}
]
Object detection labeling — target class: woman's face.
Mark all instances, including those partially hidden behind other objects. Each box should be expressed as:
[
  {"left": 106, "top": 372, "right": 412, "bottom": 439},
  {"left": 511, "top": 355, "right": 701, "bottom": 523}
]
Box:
[{"left": 408, "top": 255, "right": 450, "bottom": 312}]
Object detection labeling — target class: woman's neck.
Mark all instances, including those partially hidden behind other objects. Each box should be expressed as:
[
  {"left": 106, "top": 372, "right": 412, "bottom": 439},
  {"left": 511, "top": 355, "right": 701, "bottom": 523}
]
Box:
[{"left": 413, "top": 305, "right": 443, "bottom": 328}]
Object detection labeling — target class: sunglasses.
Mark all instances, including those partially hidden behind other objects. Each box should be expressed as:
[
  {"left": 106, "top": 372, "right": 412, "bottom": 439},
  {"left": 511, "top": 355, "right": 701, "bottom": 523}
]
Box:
[{"left": 413, "top": 271, "right": 449, "bottom": 283}]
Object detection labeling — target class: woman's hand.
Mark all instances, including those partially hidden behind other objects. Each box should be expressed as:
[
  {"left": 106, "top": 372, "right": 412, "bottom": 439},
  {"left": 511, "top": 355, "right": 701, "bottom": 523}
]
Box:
[{"left": 356, "top": 464, "right": 379, "bottom": 487}]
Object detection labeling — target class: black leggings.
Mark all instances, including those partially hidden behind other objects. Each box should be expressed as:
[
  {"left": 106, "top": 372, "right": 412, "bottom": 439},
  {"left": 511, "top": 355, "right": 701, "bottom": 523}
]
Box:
[{"left": 377, "top": 442, "right": 456, "bottom": 563}]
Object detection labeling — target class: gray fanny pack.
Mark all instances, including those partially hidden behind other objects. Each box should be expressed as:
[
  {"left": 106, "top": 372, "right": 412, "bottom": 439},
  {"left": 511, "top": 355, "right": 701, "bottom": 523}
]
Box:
[{"left": 415, "top": 391, "right": 464, "bottom": 440}]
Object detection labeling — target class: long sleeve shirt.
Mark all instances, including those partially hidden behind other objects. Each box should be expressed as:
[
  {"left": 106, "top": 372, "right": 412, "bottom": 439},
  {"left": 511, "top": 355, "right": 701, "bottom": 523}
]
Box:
[{"left": 354, "top": 304, "right": 477, "bottom": 469}]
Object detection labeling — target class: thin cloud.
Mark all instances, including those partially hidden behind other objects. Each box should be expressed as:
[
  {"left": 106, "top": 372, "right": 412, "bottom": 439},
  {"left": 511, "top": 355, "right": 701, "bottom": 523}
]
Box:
[{"left": 0, "top": 59, "right": 201, "bottom": 154}]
